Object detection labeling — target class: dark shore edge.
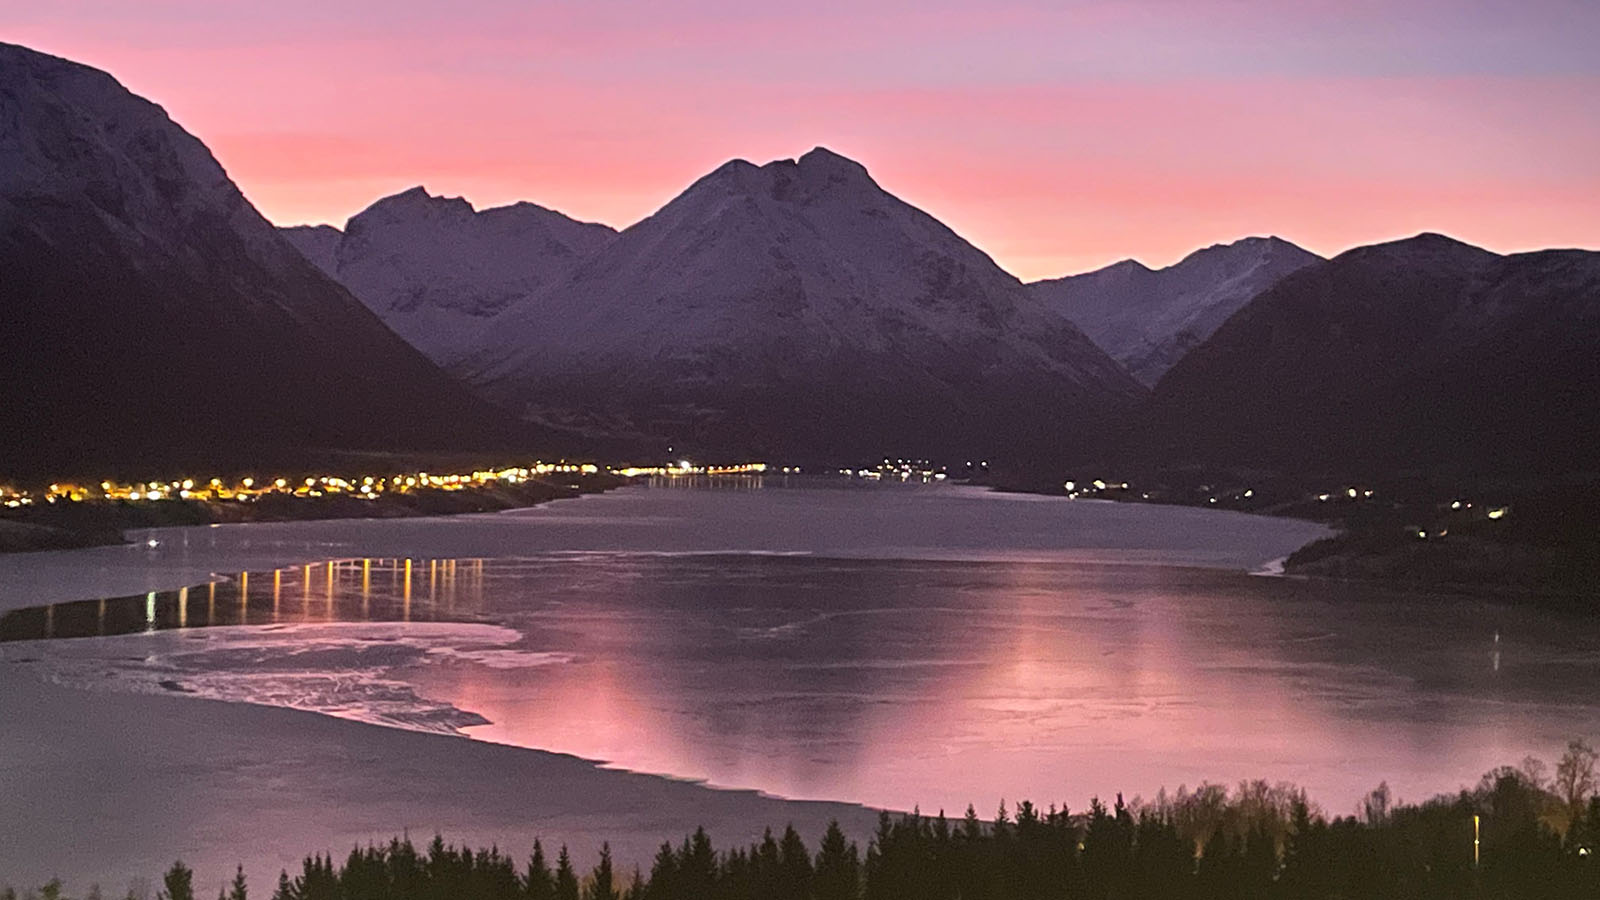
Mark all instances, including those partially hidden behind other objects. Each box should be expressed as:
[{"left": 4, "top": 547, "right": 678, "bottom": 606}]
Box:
[
  {"left": 977, "top": 473, "right": 1598, "bottom": 612},
  {"left": 0, "top": 473, "right": 626, "bottom": 555}
]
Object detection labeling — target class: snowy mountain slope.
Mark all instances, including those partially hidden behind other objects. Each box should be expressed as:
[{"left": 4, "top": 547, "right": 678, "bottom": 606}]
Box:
[
  {"left": 0, "top": 42, "right": 533, "bottom": 471},
  {"left": 1030, "top": 237, "right": 1322, "bottom": 385},
  {"left": 279, "top": 190, "right": 616, "bottom": 365},
  {"left": 461, "top": 148, "right": 1146, "bottom": 462}
]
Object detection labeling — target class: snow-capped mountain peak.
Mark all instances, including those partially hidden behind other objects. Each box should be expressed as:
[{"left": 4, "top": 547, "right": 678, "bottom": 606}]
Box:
[
  {"left": 1030, "top": 235, "right": 1323, "bottom": 386},
  {"left": 457, "top": 148, "right": 1144, "bottom": 462},
  {"left": 279, "top": 185, "right": 617, "bottom": 365}
]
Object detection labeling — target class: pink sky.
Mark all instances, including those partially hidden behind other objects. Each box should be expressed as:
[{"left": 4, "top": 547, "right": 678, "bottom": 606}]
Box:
[{"left": 8, "top": 0, "right": 1599, "bottom": 278}]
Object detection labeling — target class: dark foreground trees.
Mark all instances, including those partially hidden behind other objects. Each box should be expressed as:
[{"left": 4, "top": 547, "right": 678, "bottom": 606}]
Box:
[{"left": 9, "top": 760, "right": 1600, "bottom": 900}]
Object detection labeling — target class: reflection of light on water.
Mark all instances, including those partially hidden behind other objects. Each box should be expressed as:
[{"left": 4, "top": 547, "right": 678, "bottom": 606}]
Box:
[
  {"left": 451, "top": 597, "right": 691, "bottom": 786},
  {"left": 2, "top": 558, "right": 470, "bottom": 645},
  {"left": 8, "top": 553, "right": 1599, "bottom": 815}
]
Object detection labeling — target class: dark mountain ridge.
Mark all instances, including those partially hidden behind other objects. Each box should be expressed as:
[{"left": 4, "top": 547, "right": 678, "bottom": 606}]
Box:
[
  {"left": 1140, "top": 233, "right": 1600, "bottom": 478},
  {"left": 0, "top": 42, "right": 542, "bottom": 476}
]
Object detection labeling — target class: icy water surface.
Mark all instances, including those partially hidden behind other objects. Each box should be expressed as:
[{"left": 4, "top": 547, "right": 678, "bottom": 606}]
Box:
[{"left": 3, "top": 481, "right": 1595, "bottom": 813}]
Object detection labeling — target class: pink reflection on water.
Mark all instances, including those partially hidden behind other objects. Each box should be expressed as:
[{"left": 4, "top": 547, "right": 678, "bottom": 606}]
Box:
[
  {"left": 8, "top": 551, "right": 1573, "bottom": 813},
  {"left": 7, "top": 552, "right": 1575, "bottom": 813},
  {"left": 399, "top": 558, "right": 1595, "bottom": 813}
]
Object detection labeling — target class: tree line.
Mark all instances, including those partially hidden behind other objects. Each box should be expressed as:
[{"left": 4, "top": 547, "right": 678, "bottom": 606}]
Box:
[{"left": 8, "top": 742, "right": 1597, "bottom": 900}]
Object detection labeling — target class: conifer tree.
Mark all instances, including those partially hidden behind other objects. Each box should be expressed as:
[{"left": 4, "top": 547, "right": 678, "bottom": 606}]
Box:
[
  {"left": 585, "top": 844, "right": 618, "bottom": 900},
  {"left": 777, "top": 824, "right": 813, "bottom": 900},
  {"left": 722, "top": 846, "right": 754, "bottom": 899},
  {"left": 526, "top": 839, "right": 555, "bottom": 900},
  {"left": 814, "top": 820, "right": 861, "bottom": 900},
  {"left": 960, "top": 806, "right": 983, "bottom": 843},
  {"left": 643, "top": 842, "right": 676, "bottom": 900},
  {"left": 754, "top": 827, "right": 782, "bottom": 898},
  {"left": 553, "top": 846, "right": 580, "bottom": 900},
  {"left": 1131, "top": 811, "right": 1190, "bottom": 898},
  {"left": 679, "top": 827, "right": 717, "bottom": 898},
  {"left": 158, "top": 863, "right": 194, "bottom": 900},
  {"left": 270, "top": 871, "right": 294, "bottom": 900}
]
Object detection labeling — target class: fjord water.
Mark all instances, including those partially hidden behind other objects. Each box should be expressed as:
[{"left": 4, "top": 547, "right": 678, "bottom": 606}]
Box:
[{"left": 2, "top": 481, "right": 1596, "bottom": 816}]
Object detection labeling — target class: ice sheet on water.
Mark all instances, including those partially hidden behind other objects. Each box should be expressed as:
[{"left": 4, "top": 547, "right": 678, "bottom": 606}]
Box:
[{"left": 0, "top": 621, "right": 567, "bottom": 735}]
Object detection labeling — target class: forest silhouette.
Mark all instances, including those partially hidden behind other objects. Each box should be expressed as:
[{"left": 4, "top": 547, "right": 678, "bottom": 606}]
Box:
[{"left": 9, "top": 744, "right": 1598, "bottom": 900}]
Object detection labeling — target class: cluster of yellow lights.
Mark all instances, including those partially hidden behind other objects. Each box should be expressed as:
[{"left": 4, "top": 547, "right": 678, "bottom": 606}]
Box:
[
  {"left": 1, "top": 486, "right": 35, "bottom": 508},
  {"left": 1, "top": 461, "right": 788, "bottom": 507},
  {"left": 0, "top": 470, "right": 1519, "bottom": 531},
  {"left": 4, "top": 463, "right": 603, "bottom": 506},
  {"left": 611, "top": 462, "right": 772, "bottom": 478}
]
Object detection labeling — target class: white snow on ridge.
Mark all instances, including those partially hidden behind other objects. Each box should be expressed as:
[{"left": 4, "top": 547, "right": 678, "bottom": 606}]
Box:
[
  {"left": 465, "top": 148, "right": 1141, "bottom": 409},
  {"left": 1030, "top": 236, "right": 1323, "bottom": 387},
  {"left": 281, "top": 188, "right": 616, "bottom": 365},
  {"left": 0, "top": 40, "right": 333, "bottom": 298}
]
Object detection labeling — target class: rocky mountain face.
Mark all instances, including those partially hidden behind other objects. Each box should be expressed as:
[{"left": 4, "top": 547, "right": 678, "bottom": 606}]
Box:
[
  {"left": 0, "top": 42, "right": 534, "bottom": 474},
  {"left": 1141, "top": 233, "right": 1600, "bottom": 476},
  {"left": 279, "top": 223, "right": 342, "bottom": 272},
  {"left": 1030, "top": 237, "right": 1322, "bottom": 386},
  {"left": 458, "top": 148, "right": 1147, "bottom": 463},
  {"left": 281, "top": 190, "right": 615, "bottom": 365}
]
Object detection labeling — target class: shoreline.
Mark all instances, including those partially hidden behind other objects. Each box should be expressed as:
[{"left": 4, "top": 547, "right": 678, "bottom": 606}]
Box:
[
  {"left": 978, "top": 478, "right": 1597, "bottom": 610},
  {"left": 0, "top": 474, "right": 625, "bottom": 555},
  {"left": 0, "top": 670, "right": 882, "bottom": 896}
]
